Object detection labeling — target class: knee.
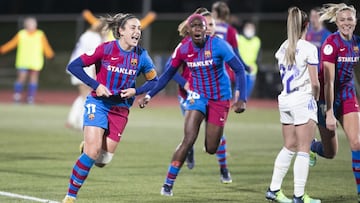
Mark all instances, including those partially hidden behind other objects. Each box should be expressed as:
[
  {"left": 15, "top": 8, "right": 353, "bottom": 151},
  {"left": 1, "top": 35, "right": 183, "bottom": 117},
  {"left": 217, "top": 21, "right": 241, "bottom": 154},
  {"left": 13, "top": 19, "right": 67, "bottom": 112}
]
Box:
[
  {"left": 205, "top": 145, "right": 217, "bottom": 154},
  {"left": 94, "top": 149, "right": 114, "bottom": 167},
  {"left": 350, "top": 141, "right": 360, "bottom": 151}
]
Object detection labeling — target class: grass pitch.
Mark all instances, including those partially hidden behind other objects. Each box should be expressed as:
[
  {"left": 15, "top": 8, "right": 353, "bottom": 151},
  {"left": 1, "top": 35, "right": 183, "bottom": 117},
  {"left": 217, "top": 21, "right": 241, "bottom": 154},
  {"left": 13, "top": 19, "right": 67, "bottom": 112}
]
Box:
[{"left": 0, "top": 103, "right": 356, "bottom": 202}]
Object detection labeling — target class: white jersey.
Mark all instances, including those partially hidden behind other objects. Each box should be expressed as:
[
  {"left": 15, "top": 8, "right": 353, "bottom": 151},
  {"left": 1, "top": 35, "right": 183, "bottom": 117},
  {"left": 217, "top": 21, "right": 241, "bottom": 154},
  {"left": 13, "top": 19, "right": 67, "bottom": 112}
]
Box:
[
  {"left": 68, "top": 30, "right": 103, "bottom": 85},
  {"left": 275, "top": 39, "right": 318, "bottom": 97}
]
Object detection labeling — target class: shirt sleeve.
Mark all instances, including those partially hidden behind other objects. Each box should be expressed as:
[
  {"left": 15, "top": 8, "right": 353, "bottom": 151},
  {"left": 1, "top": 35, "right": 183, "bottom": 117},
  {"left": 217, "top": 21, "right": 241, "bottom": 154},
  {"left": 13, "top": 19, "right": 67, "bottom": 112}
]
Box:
[
  {"left": 307, "top": 43, "right": 319, "bottom": 65},
  {"left": 140, "top": 50, "right": 157, "bottom": 80},
  {"left": 226, "top": 26, "right": 239, "bottom": 49},
  {"left": 170, "top": 42, "right": 184, "bottom": 68},
  {"left": 321, "top": 37, "right": 338, "bottom": 64},
  {"left": 214, "top": 37, "right": 236, "bottom": 61},
  {"left": 80, "top": 43, "right": 104, "bottom": 66}
]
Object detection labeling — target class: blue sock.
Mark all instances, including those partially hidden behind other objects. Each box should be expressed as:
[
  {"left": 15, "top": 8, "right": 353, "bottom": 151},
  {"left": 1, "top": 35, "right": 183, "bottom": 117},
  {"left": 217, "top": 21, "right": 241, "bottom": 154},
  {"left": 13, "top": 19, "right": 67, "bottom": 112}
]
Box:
[
  {"left": 352, "top": 151, "right": 360, "bottom": 193},
  {"left": 216, "top": 135, "right": 227, "bottom": 169},
  {"left": 67, "top": 153, "right": 95, "bottom": 198},
  {"left": 27, "top": 83, "right": 38, "bottom": 101},
  {"left": 14, "top": 82, "right": 23, "bottom": 94},
  {"left": 164, "top": 161, "right": 181, "bottom": 187},
  {"left": 311, "top": 141, "right": 324, "bottom": 157}
]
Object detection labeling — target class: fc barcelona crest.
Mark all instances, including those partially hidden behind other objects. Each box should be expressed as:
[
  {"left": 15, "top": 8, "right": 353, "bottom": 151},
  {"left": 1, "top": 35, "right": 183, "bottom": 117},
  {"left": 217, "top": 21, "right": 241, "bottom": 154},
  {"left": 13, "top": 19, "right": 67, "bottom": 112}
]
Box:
[
  {"left": 354, "top": 46, "right": 359, "bottom": 53},
  {"left": 205, "top": 50, "right": 211, "bottom": 58},
  {"left": 131, "top": 58, "right": 138, "bottom": 66},
  {"left": 88, "top": 113, "right": 95, "bottom": 120}
]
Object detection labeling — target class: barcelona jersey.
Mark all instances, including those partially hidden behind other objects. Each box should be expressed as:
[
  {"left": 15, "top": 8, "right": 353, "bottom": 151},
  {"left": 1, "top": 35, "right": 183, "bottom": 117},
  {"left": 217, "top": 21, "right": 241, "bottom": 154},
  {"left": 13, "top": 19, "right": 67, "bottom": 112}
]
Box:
[
  {"left": 170, "top": 35, "right": 235, "bottom": 101},
  {"left": 319, "top": 32, "right": 360, "bottom": 104},
  {"left": 80, "top": 40, "right": 155, "bottom": 106}
]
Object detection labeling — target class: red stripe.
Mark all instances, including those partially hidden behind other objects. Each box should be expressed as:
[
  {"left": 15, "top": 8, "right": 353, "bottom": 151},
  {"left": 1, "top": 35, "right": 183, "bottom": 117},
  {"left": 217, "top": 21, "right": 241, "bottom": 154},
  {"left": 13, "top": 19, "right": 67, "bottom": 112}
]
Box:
[
  {"left": 72, "top": 169, "right": 87, "bottom": 181},
  {"left": 352, "top": 159, "right": 360, "bottom": 163},
  {"left": 76, "top": 160, "right": 90, "bottom": 171},
  {"left": 218, "top": 158, "right": 226, "bottom": 162},
  {"left": 68, "top": 189, "right": 77, "bottom": 195},
  {"left": 216, "top": 150, "right": 226, "bottom": 154},
  {"left": 356, "top": 178, "right": 360, "bottom": 184}
]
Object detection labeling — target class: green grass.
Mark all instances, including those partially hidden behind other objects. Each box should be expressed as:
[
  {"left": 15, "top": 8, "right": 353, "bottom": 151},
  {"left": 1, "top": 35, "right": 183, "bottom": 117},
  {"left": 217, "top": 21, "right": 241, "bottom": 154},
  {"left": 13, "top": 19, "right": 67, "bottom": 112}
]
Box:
[{"left": 0, "top": 103, "right": 356, "bottom": 202}]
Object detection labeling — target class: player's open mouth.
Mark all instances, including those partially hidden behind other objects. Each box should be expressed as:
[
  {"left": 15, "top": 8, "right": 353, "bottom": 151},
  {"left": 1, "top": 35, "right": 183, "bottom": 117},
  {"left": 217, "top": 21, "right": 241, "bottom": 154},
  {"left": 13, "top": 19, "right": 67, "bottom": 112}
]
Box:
[
  {"left": 131, "top": 36, "right": 140, "bottom": 41},
  {"left": 194, "top": 34, "right": 202, "bottom": 39}
]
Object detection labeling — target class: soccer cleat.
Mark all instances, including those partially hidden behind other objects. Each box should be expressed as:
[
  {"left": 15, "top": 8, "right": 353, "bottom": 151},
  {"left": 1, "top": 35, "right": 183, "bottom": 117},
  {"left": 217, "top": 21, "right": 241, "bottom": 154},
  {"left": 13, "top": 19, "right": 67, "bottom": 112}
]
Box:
[
  {"left": 220, "top": 168, "right": 232, "bottom": 184},
  {"left": 265, "top": 188, "right": 292, "bottom": 203},
  {"left": 309, "top": 139, "right": 317, "bottom": 167},
  {"left": 293, "top": 194, "right": 321, "bottom": 203},
  {"left": 62, "top": 196, "right": 76, "bottom": 203},
  {"left": 160, "top": 184, "right": 173, "bottom": 196},
  {"left": 185, "top": 147, "right": 195, "bottom": 169},
  {"left": 309, "top": 151, "right": 317, "bottom": 167},
  {"left": 79, "top": 141, "right": 84, "bottom": 154}
]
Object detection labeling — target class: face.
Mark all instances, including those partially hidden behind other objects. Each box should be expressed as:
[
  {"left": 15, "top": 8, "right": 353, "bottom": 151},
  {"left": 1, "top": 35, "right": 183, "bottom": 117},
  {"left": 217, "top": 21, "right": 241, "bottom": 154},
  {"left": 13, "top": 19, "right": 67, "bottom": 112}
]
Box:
[
  {"left": 24, "top": 18, "right": 37, "bottom": 31},
  {"left": 309, "top": 10, "right": 321, "bottom": 29},
  {"left": 243, "top": 23, "right": 256, "bottom": 38},
  {"left": 119, "top": 18, "right": 141, "bottom": 50},
  {"left": 188, "top": 18, "right": 207, "bottom": 45},
  {"left": 336, "top": 9, "right": 356, "bottom": 38},
  {"left": 204, "top": 15, "right": 216, "bottom": 36}
]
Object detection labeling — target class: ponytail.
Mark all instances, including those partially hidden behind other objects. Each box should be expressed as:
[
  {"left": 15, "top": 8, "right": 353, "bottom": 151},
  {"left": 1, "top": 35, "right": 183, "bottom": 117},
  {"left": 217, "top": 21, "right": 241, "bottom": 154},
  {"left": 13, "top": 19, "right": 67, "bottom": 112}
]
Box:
[
  {"left": 100, "top": 13, "right": 137, "bottom": 39},
  {"left": 319, "top": 3, "right": 356, "bottom": 23},
  {"left": 285, "top": 7, "right": 308, "bottom": 66}
]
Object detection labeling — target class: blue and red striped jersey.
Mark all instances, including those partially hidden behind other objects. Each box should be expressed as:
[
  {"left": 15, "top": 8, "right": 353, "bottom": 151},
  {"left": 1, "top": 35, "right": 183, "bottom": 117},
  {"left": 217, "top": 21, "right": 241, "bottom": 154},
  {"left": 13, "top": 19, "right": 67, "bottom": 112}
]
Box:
[
  {"left": 170, "top": 35, "right": 235, "bottom": 101},
  {"left": 80, "top": 40, "right": 155, "bottom": 96},
  {"left": 319, "top": 32, "right": 360, "bottom": 101}
]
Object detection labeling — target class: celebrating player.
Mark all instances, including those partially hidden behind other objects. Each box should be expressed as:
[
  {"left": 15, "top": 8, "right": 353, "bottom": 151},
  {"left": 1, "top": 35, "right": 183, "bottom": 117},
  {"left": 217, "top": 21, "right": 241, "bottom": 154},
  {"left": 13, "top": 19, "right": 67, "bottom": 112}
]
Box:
[
  {"left": 0, "top": 17, "right": 55, "bottom": 104},
  {"left": 173, "top": 7, "right": 233, "bottom": 183},
  {"left": 62, "top": 13, "right": 158, "bottom": 203},
  {"left": 308, "top": 3, "right": 360, "bottom": 202},
  {"left": 139, "top": 13, "right": 246, "bottom": 196},
  {"left": 265, "top": 7, "right": 321, "bottom": 203}
]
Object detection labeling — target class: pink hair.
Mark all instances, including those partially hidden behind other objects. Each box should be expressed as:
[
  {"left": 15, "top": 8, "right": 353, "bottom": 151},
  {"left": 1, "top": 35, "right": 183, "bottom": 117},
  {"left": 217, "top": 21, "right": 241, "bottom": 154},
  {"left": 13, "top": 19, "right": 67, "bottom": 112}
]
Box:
[{"left": 187, "top": 14, "right": 207, "bottom": 27}]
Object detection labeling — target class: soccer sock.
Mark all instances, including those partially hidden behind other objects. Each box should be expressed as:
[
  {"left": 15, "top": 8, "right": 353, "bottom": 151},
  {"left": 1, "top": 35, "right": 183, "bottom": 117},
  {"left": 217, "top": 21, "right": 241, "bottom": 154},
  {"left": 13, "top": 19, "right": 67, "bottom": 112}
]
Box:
[
  {"left": 27, "top": 83, "right": 38, "bottom": 101},
  {"left": 269, "top": 147, "right": 295, "bottom": 191},
  {"left": 293, "top": 152, "right": 309, "bottom": 197},
  {"left": 14, "top": 82, "right": 23, "bottom": 94},
  {"left": 66, "top": 153, "right": 95, "bottom": 199},
  {"left": 216, "top": 135, "right": 227, "bottom": 169},
  {"left": 164, "top": 161, "right": 182, "bottom": 187},
  {"left": 310, "top": 141, "right": 324, "bottom": 157},
  {"left": 351, "top": 150, "right": 360, "bottom": 193}
]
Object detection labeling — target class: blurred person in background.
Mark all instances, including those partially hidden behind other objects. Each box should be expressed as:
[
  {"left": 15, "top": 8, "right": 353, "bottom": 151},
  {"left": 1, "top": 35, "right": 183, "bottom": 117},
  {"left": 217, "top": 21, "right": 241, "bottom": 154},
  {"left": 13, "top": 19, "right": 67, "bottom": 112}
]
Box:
[
  {"left": 211, "top": 1, "right": 249, "bottom": 83},
  {"left": 66, "top": 21, "right": 107, "bottom": 130},
  {"left": 237, "top": 20, "right": 261, "bottom": 98},
  {"left": 265, "top": 6, "right": 321, "bottom": 203},
  {"left": 0, "top": 16, "right": 55, "bottom": 104}
]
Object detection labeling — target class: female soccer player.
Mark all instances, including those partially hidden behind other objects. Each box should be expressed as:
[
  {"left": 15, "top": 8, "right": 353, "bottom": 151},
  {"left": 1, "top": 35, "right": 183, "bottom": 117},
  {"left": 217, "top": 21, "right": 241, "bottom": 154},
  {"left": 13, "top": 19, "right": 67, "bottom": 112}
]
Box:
[
  {"left": 173, "top": 7, "right": 232, "bottom": 184},
  {"left": 265, "top": 7, "right": 321, "bottom": 203},
  {"left": 139, "top": 14, "right": 246, "bottom": 196},
  {"left": 309, "top": 3, "right": 360, "bottom": 201},
  {"left": 62, "top": 13, "right": 158, "bottom": 203},
  {"left": 0, "top": 17, "right": 55, "bottom": 104}
]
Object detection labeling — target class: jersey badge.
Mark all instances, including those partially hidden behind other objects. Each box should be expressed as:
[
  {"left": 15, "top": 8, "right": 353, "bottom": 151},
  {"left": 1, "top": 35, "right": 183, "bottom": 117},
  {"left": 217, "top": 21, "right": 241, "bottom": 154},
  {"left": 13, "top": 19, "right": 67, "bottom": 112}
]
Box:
[
  {"left": 131, "top": 58, "right": 138, "bottom": 66},
  {"left": 354, "top": 46, "right": 359, "bottom": 53},
  {"left": 88, "top": 113, "right": 95, "bottom": 120},
  {"left": 205, "top": 50, "right": 212, "bottom": 58}
]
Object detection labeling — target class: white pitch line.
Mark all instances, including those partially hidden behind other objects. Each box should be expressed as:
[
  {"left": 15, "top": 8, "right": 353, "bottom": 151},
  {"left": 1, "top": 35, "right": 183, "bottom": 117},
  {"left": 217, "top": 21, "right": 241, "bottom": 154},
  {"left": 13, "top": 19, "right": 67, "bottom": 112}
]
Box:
[{"left": 0, "top": 191, "right": 60, "bottom": 203}]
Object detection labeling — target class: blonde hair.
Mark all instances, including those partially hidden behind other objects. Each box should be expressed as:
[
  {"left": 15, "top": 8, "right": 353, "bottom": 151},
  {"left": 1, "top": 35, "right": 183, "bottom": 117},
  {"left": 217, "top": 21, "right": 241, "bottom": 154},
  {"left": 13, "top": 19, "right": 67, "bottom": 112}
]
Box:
[
  {"left": 285, "top": 7, "right": 308, "bottom": 66},
  {"left": 178, "top": 8, "right": 211, "bottom": 37},
  {"left": 319, "top": 3, "right": 356, "bottom": 23},
  {"left": 100, "top": 13, "right": 137, "bottom": 39}
]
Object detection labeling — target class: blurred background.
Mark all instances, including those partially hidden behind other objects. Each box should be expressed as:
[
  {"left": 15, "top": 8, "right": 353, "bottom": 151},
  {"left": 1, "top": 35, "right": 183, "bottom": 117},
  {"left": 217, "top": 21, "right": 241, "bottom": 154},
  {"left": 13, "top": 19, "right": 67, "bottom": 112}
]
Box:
[{"left": 0, "top": 0, "right": 359, "bottom": 99}]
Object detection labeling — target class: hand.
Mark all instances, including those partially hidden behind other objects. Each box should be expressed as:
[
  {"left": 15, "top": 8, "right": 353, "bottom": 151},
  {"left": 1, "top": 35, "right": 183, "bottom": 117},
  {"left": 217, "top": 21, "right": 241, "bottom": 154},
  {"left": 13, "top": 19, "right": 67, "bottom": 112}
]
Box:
[
  {"left": 325, "top": 111, "right": 337, "bottom": 131},
  {"left": 184, "top": 82, "right": 190, "bottom": 91},
  {"left": 138, "top": 95, "right": 151, "bottom": 108},
  {"left": 95, "top": 84, "right": 112, "bottom": 97},
  {"left": 120, "top": 88, "right": 136, "bottom": 98},
  {"left": 231, "top": 100, "right": 246, "bottom": 113}
]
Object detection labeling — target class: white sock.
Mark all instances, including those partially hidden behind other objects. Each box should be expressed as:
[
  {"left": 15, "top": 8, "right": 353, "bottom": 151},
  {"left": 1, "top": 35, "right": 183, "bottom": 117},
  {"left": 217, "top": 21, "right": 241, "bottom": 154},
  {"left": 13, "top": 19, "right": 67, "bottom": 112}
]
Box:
[
  {"left": 67, "top": 96, "right": 85, "bottom": 130},
  {"left": 293, "top": 152, "right": 309, "bottom": 197},
  {"left": 270, "top": 147, "right": 295, "bottom": 191}
]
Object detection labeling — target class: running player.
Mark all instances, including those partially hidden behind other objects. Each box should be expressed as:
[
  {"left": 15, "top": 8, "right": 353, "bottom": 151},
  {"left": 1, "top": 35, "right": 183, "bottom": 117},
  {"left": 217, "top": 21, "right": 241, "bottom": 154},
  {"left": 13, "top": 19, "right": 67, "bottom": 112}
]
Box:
[
  {"left": 62, "top": 13, "right": 158, "bottom": 203},
  {"left": 173, "top": 7, "right": 232, "bottom": 183},
  {"left": 265, "top": 7, "right": 321, "bottom": 203},
  {"left": 309, "top": 3, "right": 360, "bottom": 202},
  {"left": 0, "top": 17, "right": 55, "bottom": 104},
  {"left": 139, "top": 14, "right": 246, "bottom": 196}
]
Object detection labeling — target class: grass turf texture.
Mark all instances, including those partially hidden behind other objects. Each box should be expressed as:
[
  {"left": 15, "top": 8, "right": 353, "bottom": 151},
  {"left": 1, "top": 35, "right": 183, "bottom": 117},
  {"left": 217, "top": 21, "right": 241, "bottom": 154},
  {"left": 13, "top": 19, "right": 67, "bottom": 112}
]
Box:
[{"left": 0, "top": 103, "right": 356, "bottom": 202}]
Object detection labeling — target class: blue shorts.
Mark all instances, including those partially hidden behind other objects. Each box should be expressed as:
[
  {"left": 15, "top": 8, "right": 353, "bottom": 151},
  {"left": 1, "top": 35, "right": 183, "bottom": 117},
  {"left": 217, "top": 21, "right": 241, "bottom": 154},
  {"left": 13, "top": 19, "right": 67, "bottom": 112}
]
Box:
[{"left": 83, "top": 96, "right": 129, "bottom": 142}]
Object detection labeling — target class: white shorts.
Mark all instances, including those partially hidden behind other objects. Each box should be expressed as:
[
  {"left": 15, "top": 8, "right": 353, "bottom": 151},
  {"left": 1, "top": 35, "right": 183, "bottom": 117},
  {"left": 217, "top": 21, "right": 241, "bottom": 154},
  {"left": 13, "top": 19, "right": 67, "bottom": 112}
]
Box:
[
  {"left": 69, "top": 65, "right": 96, "bottom": 86},
  {"left": 278, "top": 93, "right": 318, "bottom": 125}
]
